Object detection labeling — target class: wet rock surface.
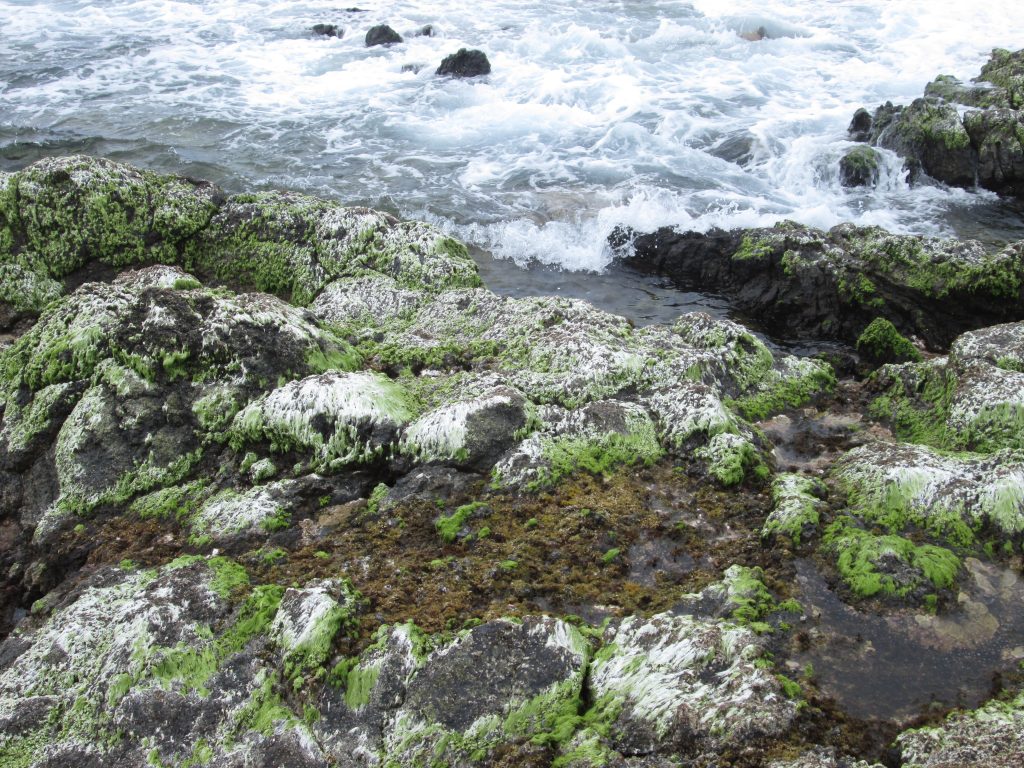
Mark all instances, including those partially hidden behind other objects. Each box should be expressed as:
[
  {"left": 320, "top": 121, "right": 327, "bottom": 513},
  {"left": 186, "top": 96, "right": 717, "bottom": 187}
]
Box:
[
  {"left": 2, "top": 155, "right": 1024, "bottom": 766},
  {"left": 436, "top": 48, "right": 492, "bottom": 78},
  {"left": 615, "top": 220, "right": 1024, "bottom": 349},
  {"left": 850, "top": 47, "right": 1024, "bottom": 197}
]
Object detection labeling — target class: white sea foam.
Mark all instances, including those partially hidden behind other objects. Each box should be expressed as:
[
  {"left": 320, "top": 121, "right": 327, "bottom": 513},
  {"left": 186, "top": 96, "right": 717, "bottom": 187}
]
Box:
[{"left": 2, "top": 0, "right": 1023, "bottom": 272}]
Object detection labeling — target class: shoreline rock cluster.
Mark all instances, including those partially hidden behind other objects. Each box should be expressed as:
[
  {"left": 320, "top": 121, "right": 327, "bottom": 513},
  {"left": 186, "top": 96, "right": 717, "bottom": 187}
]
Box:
[
  {"left": 843, "top": 47, "right": 1024, "bottom": 195},
  {"left": 1, "top": 129, "right": 1023, "bottom": 768}
]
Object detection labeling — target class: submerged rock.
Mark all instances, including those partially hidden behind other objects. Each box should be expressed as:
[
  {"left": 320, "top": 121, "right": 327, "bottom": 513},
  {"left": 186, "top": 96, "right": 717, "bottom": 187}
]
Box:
[{"left": 311, "top": 23, "right": 340, "bottom": 38}]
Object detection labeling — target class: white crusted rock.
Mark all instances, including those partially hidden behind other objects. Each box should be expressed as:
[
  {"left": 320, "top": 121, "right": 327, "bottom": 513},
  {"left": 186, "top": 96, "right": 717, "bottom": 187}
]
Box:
[
  {"left": 230, "top": 372, "right": 415, "bottom": 471},
  {"left": 589, "top": 611, "right": 798, "bottom": 756}
]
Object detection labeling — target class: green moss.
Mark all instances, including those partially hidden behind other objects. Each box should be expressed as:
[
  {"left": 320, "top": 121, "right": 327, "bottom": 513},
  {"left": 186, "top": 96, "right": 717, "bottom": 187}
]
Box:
[
  {"left": 367, "top": 482, "right": 390, "bottom": 517},
  {"left": 776, "top": 674, "right": 804, "bottom": 701},
  {"left": 822, "top": 517, "right": 961, "bottom": 598},
  {"left": 343, "top": 664, "right": 381, "bottom": 709},
  {"left": 306, "top": 340, "right": 362, "bottom": 374},
  {"left": 149, "top": 583, "right": 283, "bottom": 696},
  {"left": 762, "top": 474, "right": 823, "bottom": 544},
  {"left": 837, "top": 271, "right": 884, "bottom": 309},
  {"left": 192, "top": 388, "right": 241, "bottom": 435},
  {"left": 732, "top": 235, "right": 774, "bottom": 262},
  {"left": 234, "top": 671, "right": 296, "bottom": 736},
  {"left": 129, "top": 481, "right": 207, "bottom": 521},
  {"left": 600, "top": 548, "right": 621, "bottom": 565},
  {"left": 856, "top": 318, "right": 922, "bottom": 364},
  {"left": 527, "top": 428, "right": 664, "bottom": 492},
  {"left": 261, "top": 507, "right": 291, "bottom": 532},
  {"left": 868, "top": 361, "right": 955, "bottom": 449},
  {"left": 731, "top": 360, "right": 836, "bottom": 421},
  {"left": 695, "top": 434, "right": 768, "bottom": 487},
  {"left": 436, "top": 501, "right": 487, "bottom": 543}
]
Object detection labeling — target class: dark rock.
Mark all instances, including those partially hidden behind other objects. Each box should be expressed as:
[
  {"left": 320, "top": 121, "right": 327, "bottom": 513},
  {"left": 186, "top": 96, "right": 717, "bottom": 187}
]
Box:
[
  {"left": 365, "top": 24, "right": 402, "bottom": 47},
  {"left": 418, "top": 25, "right": 435, "bottom": 37},
  {"left": 400, "top": 63, "right": 421, "bottom": 74},
  {"left": 839, "top": 145, "right": 881, "bottom": 187},
  {"left": 436, "top": 48, "right": 491, "bottom": 78},
  {"left": 848, "top": 107, "right": 873, "bottom": 142},
  {"left": 963, "top": 107, "right": 1024, "bottom": 196},
  {"left": 311, "top": 24, "right": 340, "bottom": 38},
  {"left": 924, "top": 74, "right": 1008, "bottom": 109},
  {"left": 874, "top": 97, "right": 974, "bottom": 187},
  {"left": 975, "top": 47, "right": 1024, "bottom": 108},
  {"left": 616, "top": 221, "right": 1024, "bottom": 349}
]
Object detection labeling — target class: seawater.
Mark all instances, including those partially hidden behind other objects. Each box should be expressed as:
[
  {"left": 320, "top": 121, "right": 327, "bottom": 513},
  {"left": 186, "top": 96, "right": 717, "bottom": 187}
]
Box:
[{"left": 3, "top": 0, "right": 1024, "bottom": 290}]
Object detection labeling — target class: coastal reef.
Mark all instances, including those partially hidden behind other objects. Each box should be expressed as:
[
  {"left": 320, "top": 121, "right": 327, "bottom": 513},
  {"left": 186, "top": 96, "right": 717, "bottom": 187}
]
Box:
[{"left": 2, "top": 154, "right": 1024, "bottom": 767}]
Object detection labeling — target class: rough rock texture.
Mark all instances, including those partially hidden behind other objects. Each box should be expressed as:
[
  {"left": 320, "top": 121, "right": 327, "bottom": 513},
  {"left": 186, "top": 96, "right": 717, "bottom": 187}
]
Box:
[
  {"left": 838, "top": 145, "right": 882, "bottom": 187},
  {"left": 850, "top": 47, "right": 1024, "bottom": 197},
  {"left": 0, "top": 558, "right": 331, "bottom": 768},
  {"left": 436, "top": 48, "right": 492, "bottom": 78},
  {"left": 618, "top": 220, "right": 1024, "bottom": 349},
  {"left": 5, "top": 154, "right": 1024, "bottom": 768},
  {"left": 588, "top": 611, "right": 798, "bottom": 757},
  {"left": 896, "top": 691, "right": 1024, "bottom": 768},
  {"left": 365, "top": 24, "right": 402, "bottom": 47},
  {"left": 0, "top": 155, "right": 479, "bottom": 324}
]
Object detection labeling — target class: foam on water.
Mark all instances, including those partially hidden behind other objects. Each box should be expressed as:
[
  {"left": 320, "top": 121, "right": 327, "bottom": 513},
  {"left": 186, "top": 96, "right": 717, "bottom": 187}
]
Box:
[{"left": 3, "top": 0, "right": 1024, "bottom": 273}]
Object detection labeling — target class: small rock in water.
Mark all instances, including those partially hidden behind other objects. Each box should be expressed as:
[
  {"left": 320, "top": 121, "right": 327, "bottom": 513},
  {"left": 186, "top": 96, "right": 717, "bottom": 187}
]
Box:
[
  {"left": 311, "top": 23, "right": 341, "bottom": 38},
  {"left": 419, "top": 24, "right": 435, "bottom": 37},
  {"left": 848, "top": 107, "right": 873, "bottom": 141},
  {"left": 839, "top": 145, "right": 882, "bottom": 188},
  {"left": 436, "top": 48, "right": 491, "bottom": 78},
  {"left": 365, "top": 24, "right": 402, "bottom": 47}
]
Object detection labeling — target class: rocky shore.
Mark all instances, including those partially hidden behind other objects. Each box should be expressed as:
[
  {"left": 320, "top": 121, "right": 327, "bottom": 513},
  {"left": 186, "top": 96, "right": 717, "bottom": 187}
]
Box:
[{"left": 2, "top": 147, "right": 1024, "bottom": 767}]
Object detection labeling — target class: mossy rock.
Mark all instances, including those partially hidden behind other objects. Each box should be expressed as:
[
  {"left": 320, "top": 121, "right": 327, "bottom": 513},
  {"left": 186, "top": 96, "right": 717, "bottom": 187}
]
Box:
[{"left": 856, "top": 317, "right": 922, "bottom": 366}]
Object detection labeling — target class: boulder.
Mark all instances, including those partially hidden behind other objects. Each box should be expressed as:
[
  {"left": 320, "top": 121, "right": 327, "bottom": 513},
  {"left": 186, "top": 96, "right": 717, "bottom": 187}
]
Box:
[
  {"left": 896, "top": 689, "right": 1024, "bottom": 767},
  {"left": 365, "top": 24, "right": 402, "bottom": 47},
  {"left": 311, "top": 23, "right": 340, "bottom": 38},
  {"left": 617, "top": 221, "right": 1024, "bottom": 349},
  {"left": 436, "top": 48, "right": 491, "bottom": 78},
  {"left": 853, "top": 48, "right": 1024, "bottom": 197},
  {"left": 587, "top": 611, "right": 798, "bottom": 756},
  {"left": 847, "top": 107, "right": 873, "bottom": 142},
  {"left": 838, "top": 145, "right": 882, "bottom": 187}
]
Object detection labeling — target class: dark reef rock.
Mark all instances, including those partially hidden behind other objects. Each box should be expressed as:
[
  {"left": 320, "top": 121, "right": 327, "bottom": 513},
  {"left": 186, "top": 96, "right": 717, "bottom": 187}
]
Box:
[
  {"left": 616, "top": 220, "right": 1024, "bottom": 349},
  {"left": 311, "top": 23, "right": 340, "bottom": 38},
  {"left": 436, "top": 48, "right": 491, "bottom": 78},
  {"left": 852, "top": 48, "right": 1024, "bottom": 197},
  {"left": 847, "top": 107, "right": 873, "bottom": 142},
  {"left": 365, "top": 24, "right": 402, "bottom": 47},
  {"left": 839, "top": 145, "right": 881, "bottom": 187}
]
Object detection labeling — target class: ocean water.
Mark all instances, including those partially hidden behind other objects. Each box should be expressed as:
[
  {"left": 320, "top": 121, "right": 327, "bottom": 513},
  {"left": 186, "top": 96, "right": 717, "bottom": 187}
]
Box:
[{"left": 2, "top": 0, "right": 1024, "bottom": 287}]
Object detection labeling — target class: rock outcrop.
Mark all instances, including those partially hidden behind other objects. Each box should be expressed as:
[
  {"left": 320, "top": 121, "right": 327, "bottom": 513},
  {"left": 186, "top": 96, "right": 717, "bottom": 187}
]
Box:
[
  {"left": 3, "top": 155, "right": 1024, "bottom": 768},
  {"left": 849, "top": 47, "right": 1024, "bottom": 197},
  {"left": 436, "top": 48, "right": 492, "bottom": 78},
  {"left": 616, "top": 220, "right": 1024, "bottom": 350}
]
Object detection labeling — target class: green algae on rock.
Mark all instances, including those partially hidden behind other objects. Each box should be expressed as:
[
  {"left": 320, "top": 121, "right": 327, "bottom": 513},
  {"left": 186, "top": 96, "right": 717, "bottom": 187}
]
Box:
[
  {"left": 621, "top": 220, "right": 1024, "bottom": 349},
  {"left": 0, "top": 155, "right": 480, "bottom": 326}
]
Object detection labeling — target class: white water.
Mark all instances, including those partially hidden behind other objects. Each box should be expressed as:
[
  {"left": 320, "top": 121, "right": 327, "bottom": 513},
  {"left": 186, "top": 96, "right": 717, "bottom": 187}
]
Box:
[{"left": 2, "top": 0, "right": 1024, "bottom": 274}]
